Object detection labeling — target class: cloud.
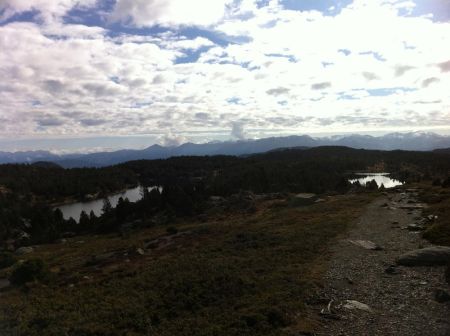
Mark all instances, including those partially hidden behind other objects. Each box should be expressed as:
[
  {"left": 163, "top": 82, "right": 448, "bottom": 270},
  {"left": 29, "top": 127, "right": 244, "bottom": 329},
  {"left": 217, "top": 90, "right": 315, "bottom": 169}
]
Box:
[
  {"left": 0, "top": 0, "right": 97, "bottom": 22},
  {"left": 1, "top": 0, "right": 450, "bottom": 144},
  {"left": 79, "top": 118, "right": 107, "bottom": 126},
  {"left": 422, "top": 77, "right": 440, "bottom": 87},
  {"left": 110, "top": 0, "right": 233, "bottom": 27},
  {"left": 266, "top": 87, "right": 290, "bottom": 96},
  {"left": 394, "top": 65, "right": 415, "bottom": 77},
  {"left": 36, "top": 116, "right": 65, "bottom": 127},
  {"left": 195, "top": 112, "right": 209, "bottom": 120},
  {"left": 311, "top": 82, "right": 332, "bottom": 90},
  {"left": 231, "top": 121, "right": 246, "bottom": 140},
  {"left": 437, "top": 60, "right": 450, "bottom": 72},
  {"left": 362, "top": 72, "right": 379, "bottom": 81},
  {"left": 159, "top": 133, "right": 188, "bottom": 146}
]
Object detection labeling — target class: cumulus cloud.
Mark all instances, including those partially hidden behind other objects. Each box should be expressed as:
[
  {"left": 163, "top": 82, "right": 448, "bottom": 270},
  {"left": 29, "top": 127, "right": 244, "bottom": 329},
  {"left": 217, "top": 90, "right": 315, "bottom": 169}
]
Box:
[
  {"left": 311, "top": 82, "right": 332, "bottom": 90},
  {"left": 1, "top": 0, "right": 450, "bottom": 145},
  {"left": 422, "top": 77, "right": 440, "bottom": 87},
  {"left": 394, "top": 65, "right": 415, "bottom": 77},
  {"left": 231, "top": 122, "right": 246, "bottom": 140},
  {"left": 36, "top": 116, "right": 65, "bottom": 127},
  {"left": 79, "top": 118, "right": 107, "bottom": 126},
  {"left": 0, "top": 0, "right": 97, "bottom": 22},
  {"left": 110, "top": 0, "right": 233, "bottom": 27},
  {"left": 438, "top": 60, "right": 450, "bottom": 72},
  {"left": 362, "top": 72, "right": 379, "bottom": 81},
  {"left": 266, "top": 87, "right": 290, "bottom": 96}
]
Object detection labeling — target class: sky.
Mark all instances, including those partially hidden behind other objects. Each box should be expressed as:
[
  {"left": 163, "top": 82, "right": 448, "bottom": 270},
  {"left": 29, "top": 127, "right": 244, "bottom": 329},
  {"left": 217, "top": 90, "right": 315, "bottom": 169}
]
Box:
[{"left": 0, "top": 0, "right": 449, "bottom": 152}]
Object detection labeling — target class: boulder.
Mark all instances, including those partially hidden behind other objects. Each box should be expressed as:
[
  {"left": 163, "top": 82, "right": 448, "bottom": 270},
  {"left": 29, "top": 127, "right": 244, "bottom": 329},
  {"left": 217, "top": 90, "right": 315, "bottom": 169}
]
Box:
[
  {"left": 14, "top": 246, "right": 34, "bottom": 255},
  {"left": 396, "top": 246, "right": 450, "bottom": 266}
]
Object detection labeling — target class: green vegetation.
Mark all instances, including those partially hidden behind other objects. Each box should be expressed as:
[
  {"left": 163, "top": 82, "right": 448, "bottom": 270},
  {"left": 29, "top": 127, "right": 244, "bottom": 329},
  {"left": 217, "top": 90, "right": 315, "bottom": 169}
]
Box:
[
  {"left": 0, "top": 194, "right": 374, "bottom": 335},
  {"left": 0, "top": 147, "right": 449, "bottom": 335},
  {"left": 0, "top": 252, "right": 16, "bottom": 269},
  {"left": 9, "top": 258, "right": 51, "bottom": 286},
  {"left": 419, "top": 183, "right": 450, "bottom": 246}
]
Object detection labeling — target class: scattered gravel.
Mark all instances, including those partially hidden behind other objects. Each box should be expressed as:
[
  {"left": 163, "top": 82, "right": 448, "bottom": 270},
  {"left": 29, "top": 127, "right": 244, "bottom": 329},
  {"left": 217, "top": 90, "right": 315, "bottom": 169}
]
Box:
[{"left": 316, "top": 190, "right": 450, "bottom": 336}]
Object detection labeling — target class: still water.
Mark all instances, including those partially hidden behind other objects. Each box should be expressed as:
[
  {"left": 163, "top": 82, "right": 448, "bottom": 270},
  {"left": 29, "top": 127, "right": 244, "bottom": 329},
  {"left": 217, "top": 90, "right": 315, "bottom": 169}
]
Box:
[
  {"left": 57, "top": 186, "right": 157, "bottom": 221},
  {"left": 348, "top": 173, "right": 404, "bottom": 189}
]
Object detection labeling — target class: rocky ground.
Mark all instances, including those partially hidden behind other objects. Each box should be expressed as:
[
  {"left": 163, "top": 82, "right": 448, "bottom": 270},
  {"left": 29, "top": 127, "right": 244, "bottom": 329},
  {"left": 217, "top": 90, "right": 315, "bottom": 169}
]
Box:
[{"left": 315, "top": 189, "right": 450, "bottom": 335}]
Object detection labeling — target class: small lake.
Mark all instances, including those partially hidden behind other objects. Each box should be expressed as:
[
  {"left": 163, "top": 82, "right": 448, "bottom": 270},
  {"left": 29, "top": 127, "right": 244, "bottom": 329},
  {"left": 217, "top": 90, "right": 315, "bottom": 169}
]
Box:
[
  {"left": 348, "top": 173, "right": 404, "bottom": 189},
  {"left": 57, "top": 186, "right": 159, "bottom": 221}
]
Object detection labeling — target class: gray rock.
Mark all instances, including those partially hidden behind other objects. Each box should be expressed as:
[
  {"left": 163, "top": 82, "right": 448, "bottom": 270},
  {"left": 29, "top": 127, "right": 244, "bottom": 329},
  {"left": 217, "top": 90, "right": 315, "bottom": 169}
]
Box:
[
  {"left": 0, "top": 278, "right": 10, "bottom": 289},
  {"left": 396, "top": 246, "right": 450, "bottom": 266},
  {"left": 435, "top": 289, "right": 450, "bottom": 303},
  {"left": 406, "top": 224, "right": 425, "bottom": 231},
  {"left": 348, "top": 240, "right": 383, "bottom": 250},
  {"left": 343, "top": 300, "right": 372, "bottom": 313},
  {"left": 385, "top": 265, "right": 398, "bottom": 274},
  {"left": 14, "top": 246, "right": 34, "bottom": 255}
]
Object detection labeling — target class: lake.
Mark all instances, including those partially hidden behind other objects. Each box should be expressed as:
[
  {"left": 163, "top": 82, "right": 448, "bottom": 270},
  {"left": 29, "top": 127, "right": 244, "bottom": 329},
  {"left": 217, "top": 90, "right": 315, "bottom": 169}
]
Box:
[
  {"left": 348, "top": 173, "right": 404, "bottom": 189},
  {"left": 57, "top": 186, "right": 159, "bottom": 221}
]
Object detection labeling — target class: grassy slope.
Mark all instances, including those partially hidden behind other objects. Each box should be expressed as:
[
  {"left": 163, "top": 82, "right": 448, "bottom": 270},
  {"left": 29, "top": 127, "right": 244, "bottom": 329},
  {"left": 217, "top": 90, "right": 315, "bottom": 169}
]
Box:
[
  {"left": 418, "top": 184, "right": 450, "bottom": 246},
  {"left": 0, "top": 194, "right": 375, "bottom": 336}
]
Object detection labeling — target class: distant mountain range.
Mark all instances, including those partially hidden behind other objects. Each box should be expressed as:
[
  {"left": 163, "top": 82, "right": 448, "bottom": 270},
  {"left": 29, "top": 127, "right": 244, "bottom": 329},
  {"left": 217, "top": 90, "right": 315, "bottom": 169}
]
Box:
[{"left": 1, "top": 131, "right": 449, "bottom": 168}]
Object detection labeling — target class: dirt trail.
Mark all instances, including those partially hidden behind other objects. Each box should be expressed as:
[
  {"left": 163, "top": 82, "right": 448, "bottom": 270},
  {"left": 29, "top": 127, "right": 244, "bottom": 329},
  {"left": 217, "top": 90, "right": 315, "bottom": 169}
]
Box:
[{"left": 316, "top": 189, "right": 450, "bottom": 335}]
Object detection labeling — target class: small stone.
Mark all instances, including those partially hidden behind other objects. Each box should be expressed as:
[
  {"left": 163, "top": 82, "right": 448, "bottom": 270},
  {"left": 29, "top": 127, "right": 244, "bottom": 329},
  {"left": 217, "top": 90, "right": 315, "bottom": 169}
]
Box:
[
  {"left": 348, "top": 240, "right": 383, "bottom": 251},
  {"left": 406, "top": 224, "right": 425, "bottom": 231},
  {"left": 385, "top": 265, "right": 398, "bottom": 274},
  {"left": 419, "top": 281, "right": 428, "bottom": 285},
  {"left": 343, "top": 300, "right": 372, "bottom": 313},
  {"left": 136, "top": 248, "right": 145, "bottom": 256},
  {"left": 435, "top": 289, "right": 450, "bottom": 303}
]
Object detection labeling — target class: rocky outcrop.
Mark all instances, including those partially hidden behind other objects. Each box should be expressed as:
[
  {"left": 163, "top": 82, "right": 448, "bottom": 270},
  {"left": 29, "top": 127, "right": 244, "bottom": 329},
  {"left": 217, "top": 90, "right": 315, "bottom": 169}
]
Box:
[{"left": 396, "top": 246, "right": 450, "bottom": 266}]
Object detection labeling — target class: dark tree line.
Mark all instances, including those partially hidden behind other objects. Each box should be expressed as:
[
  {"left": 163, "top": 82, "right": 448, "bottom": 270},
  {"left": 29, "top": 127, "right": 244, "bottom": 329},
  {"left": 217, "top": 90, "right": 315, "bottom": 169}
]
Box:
[{"left": 1, "top": 146, "right": 449, "bottom": 247}]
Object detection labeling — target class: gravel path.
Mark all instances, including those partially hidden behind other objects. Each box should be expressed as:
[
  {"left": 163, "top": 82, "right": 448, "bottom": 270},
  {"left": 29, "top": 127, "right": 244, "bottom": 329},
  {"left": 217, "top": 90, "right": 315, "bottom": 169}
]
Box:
[{"left": 316, "top": 189, "right": 450, "bottom": 335}]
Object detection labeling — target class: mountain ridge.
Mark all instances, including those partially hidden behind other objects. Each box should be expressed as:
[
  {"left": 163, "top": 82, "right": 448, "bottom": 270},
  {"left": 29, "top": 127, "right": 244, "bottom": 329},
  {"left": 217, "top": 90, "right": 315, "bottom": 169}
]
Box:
[{"left": 1, "top": 131, "right": 450, "bottom": 168}]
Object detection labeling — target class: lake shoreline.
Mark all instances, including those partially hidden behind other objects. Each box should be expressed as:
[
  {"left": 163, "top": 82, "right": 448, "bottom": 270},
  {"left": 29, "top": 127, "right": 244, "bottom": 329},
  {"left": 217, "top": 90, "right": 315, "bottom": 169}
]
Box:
[{"left": 49, "top": 184, "right": 140, "bottom": 208}]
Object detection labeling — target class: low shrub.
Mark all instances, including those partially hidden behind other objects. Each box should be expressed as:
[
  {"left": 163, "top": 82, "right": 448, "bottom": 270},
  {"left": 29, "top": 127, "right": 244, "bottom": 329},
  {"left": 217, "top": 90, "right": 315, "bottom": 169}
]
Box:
[
  {"left": 10, "top": 258, "right": 51, "bottom": 285},
  {"left": 0, "top": 252, "right": 16, "bottom": 269}
]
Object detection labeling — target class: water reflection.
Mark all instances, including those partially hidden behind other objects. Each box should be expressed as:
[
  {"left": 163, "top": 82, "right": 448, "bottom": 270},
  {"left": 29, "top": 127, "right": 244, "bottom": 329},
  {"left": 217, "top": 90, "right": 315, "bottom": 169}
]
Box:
[
  {"left": 57, "top": 186, "right": 160, "bottom": 221},
  {"left": 348, "top": 173, "right": 403, "bottom": 189}
]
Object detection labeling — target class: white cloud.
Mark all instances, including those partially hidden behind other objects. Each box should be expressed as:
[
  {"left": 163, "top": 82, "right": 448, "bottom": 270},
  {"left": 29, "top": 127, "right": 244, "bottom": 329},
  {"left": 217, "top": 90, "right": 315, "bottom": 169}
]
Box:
[
  {"left": 0, "top": 0, "right": 97, "bottom": 22},
  {"left": 110, "top": 0, "right": 234, "bottom": 27},
  {"left": 0, "top": 0, "right": 449, "bottom": 145}
]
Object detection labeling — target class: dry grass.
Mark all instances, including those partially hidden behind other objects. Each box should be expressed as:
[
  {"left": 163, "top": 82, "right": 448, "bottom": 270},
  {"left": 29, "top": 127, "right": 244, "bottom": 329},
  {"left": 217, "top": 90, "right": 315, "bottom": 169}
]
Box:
[{"left": 0, "top": 193, "right": 376, "bottom": 336}]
